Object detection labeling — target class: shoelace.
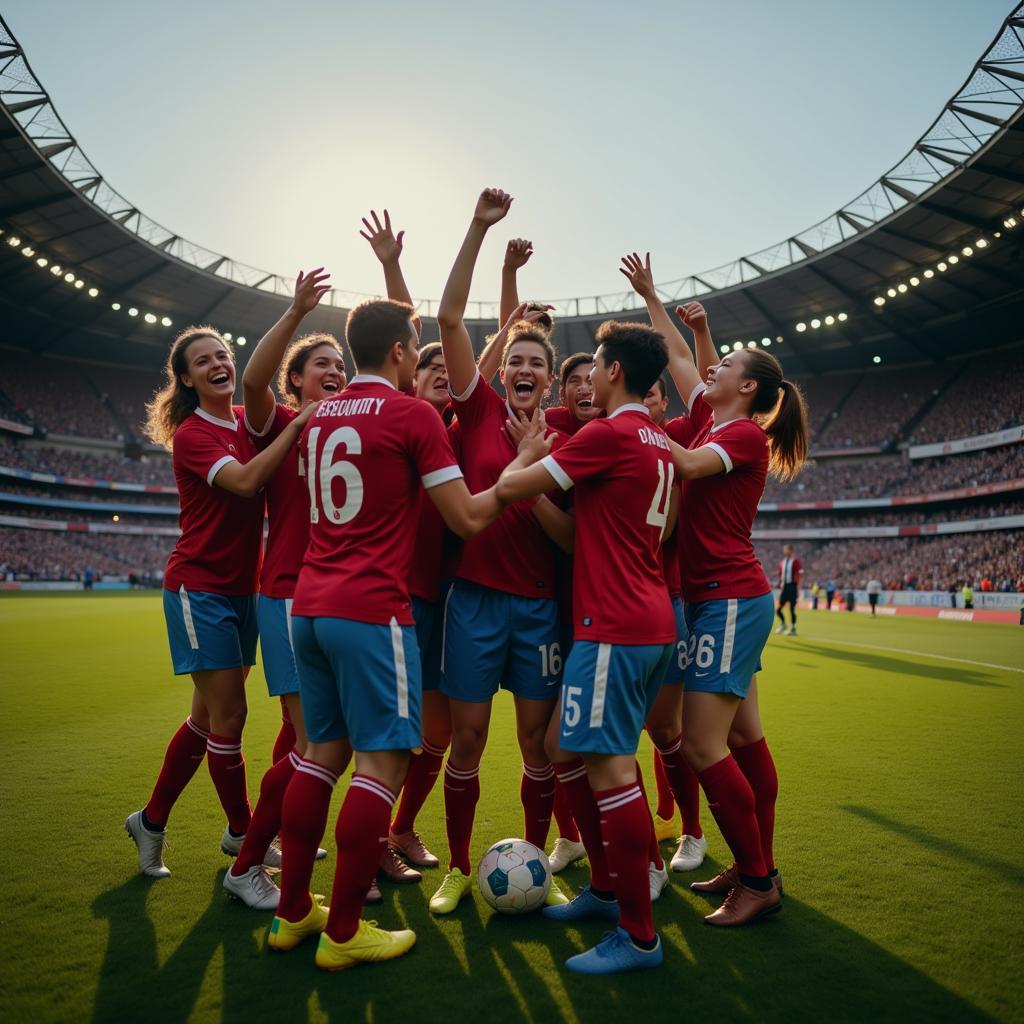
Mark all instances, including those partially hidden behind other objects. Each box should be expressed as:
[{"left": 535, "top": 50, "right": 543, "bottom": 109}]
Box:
[{"left": 251, "top": 868, "right": 277, "bottom": 897}]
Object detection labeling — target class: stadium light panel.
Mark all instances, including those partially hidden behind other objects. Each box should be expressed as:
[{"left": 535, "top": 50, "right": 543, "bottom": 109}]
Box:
[
  {"left": 761, "top": 338, "right": 772, "bottom": 347},
  {"left": 923, "top": 269, "right": 934, "bottom": 279},
  {"left": 795, "top": 322, "right": 807, "bottom": 332},
  {"left": 747, "top": 340, "right": 757, "bottom": 348},
  {"left": 975, "top": 238, "right": 987, "bottom": 248},
  {"left": 775, "top": 335, "right": 783, "bottom": 343},
  {"left": 21, "top": 246, "right": 34, "bottom": 257},
  {"left": 824, "top": 315, "right": 835, "bottom": 326},
  {"left": 897, "top": 283, "right": 908, "bottom": 293},
  {"left": 961, "top": 246, "right": 973, "bottom": 257},
  {"left": 35, "top": 257, "right": 47, "bottom": 268},
  {"left": 7, "top": 236, "right": 20, "bottom": 247},
  {"left": 237, "top": 337, "right": 247, "bottom": 346},
  {"left": 874, "top": 297, "right": 885, "bottom": 306},
  {"left": 732, "top": 341, "right": 743, "bottom": 351},
  {"left": 144, "top": 313, "right": 157, "bottom": 324},
  {"left": 909, "top": 277, "right": 920, "bottom": 287},
  {"left": 128, "top": 307, "right": 138, "bottom": 317},
  {"left": 88, "top": 288, "right": 99, "bottom": 298},
  {"left": 112, "top": 515, "right": 120, "bottom": 523},
  {"left": 223, "top": 332, "right": 232, "bottom": 340},
  {"left": 50, "top": 265, "right": 61, "bottom": 275},
  {"left": 111, "top": 302, "right": 121, "bottom": 311},
  {"left": 837, "top": 312, "right": 848, "bottom": 322},
  {"left": 810, "top": 318, "right": 821, "bottom": 329},
  {"left": 948, "top": 255, "right": 959, "bottom": 264},
  {"left": 937, "top": 262, "right": 947, "bottom": 272},
  {"left": 74, "top": 280, "right": 84, "bottom": 289},
  {"left": 887, "top": 288, "right": 897, "bottom": 297},
  {"left": 719, "top": 344, "right": 730, "bottom": 354},
  {"left": 161, "top": 316, "right": 172, "bottom": 327},
  {"left": 63, "top": 272, "right": 74, "bottom": 282},
  {"left": 873, "top": 355, "right": 882, "bottom": 364}
]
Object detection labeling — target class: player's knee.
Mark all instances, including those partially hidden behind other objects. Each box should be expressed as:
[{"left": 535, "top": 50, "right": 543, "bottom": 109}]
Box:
[
  {"left": 517, "top": 727, "right": 547, "bottom": 765},
  {"left": 212, "top": 702, "right": 247, "bottom": 737},
  {"left": 647, "top": 723, "right": 677, "bottom": 751},
  {"left": 681, "top": 732, "right": 718, "bottom": 772},
  {"left": 450, "top": 724, "right": 486, "bottom": 762}
]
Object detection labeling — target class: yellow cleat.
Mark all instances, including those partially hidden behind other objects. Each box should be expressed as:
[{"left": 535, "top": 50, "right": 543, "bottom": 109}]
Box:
[
  {"left": 654, "top": 814, "right": 678, "bottom": 843},
  {"left": 545, "top": 876, "right": 571, "bottom": 907},
  {"left": 428, "top": 868, "right": 471, "bottom": 914},
  {"left": 315, "top": 919, "right": 416, "bottom": 971},
  {"left": 267, "top": 894, "right": 328, "bottom": 952}
]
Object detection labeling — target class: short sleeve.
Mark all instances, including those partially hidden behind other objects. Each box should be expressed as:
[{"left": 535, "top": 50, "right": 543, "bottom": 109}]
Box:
[
  {"left": 247, "top": 404, "right": 294, "bottom": 450},
  {"left": 703, "top": 419, "right": 767, "bottom": 474},
  {"left": 448, "top": 371, "right": 501, "bottom": 432},
  {"left": 664, "top": 415, "right": 695, "bottom": 447},
  {"left": 686, "top": 385, "right": 712, "bottom": 431},
  {"left": 406, "top": 401, "right": 463, "bottom": 488},
  {"left": 540, "top": 420, "right": 613, "bottom": 491},
  {"left": 174, "top": 421, "right": 238, "bottom": 487}
]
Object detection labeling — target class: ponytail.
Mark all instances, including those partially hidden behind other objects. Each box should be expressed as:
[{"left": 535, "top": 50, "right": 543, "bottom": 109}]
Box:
[{"left": 740, "top": 349, "right": 809, "bottom": 482}]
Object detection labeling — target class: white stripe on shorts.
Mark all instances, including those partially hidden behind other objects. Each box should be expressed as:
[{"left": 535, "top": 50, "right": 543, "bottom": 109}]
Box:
[
  {"left": 179, "top": 586, "right": 199, "bottom": 650},
  {"left": 720, "top": 599, "right": 738, "bottom": 675},
  {"left": 390, "top": 617, "right": 409, "bottom": 719},
  {"left": 589, "top": 643, "right": 612, "bottom": 729},
  {"left": 284, "top": 597, "right": 295, "bottom": 653}
]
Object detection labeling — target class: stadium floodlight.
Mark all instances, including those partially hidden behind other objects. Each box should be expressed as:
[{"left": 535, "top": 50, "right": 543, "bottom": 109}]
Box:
[
  {"left": 128, "top": 307, "right": 138, "bottom": 317},
  {"left": 961, "top": 246, "right": 973, "bottom": 257},
  {"left": 747, "top": 340, "right": 757, "bottom": 348},
  {"left": 897, "top": 283, "right": 908, "bottom": 293},
  {"left": 923, "top": 269, "right": 934, "bottom": 279},
  {"left": 837, "top": 312, "right": 848, "bottom": 322},
  {"left": 88, "top": 288, "right": 99, "bottom": 298},
  {"left": 732, "top": 341, "right": 744, "bottom": 351},
  {"left": 824, "top": 315, "right": 835, "bottom": 326},
  {"left": 21, "top": 246, "right": 34, "bottom": 257},
  {"left": 887, "top": 287, "right": 897, "bottom": 297},
  {"left": 111, "top": 302, "right": 121, "bottom": 311},
  {"left": 948, "top": 254, "right": 959, "bottom": 264},
  {"left": 975, "top": 238, "right": 987, "bottom": 249},
  {"left": 144, "top": 312, "right": 157, "bottom": 323},
  {"left": 909, "top": 277, "right": 920, "bottom": 287},
  {"left": 872, "top": 355, "right": 882, "bottom": 364},
  {"left": 874, "top": 297, "right": 885, "bottom": 306},
  {"left": 112, "top": 515, "right": 120, "bottom": 523},
  {"left": 719, "top": 344, "right": 730, "bottom": 354},
  {"left": 237, "top": 337, "right": 247, "bottom": 346},
  {"left": 795, "top": 322, "right": 807, "bottom": 332},
  {"left": 761, "top": 338, "right": 772, "bottom": 347},
  {"left": 810, "top": 318, "right": 821, "bottom": 329},
  {"left": 74, "top": 280, "right": 84, "bottom": 289},
  {"left": 223, "top": 332, "right": 232, "bottom": 340},
  {"left": 7, "top": 236, "right": 20, "bottom": 247},
  {"left": 36, "top": 257, "right": 47, "bottom": 268},
  {"left": 161, "top": 316, "right": 172, "bottom": 327},
  {"left": 63, "top": 272, "right": 75, "bottom": 282},
  {"left": 937, "top": 262, "right": 947, "bottom": 272},
  {"left": 775, "top": 335, "right": 783, "bottom": 343}
]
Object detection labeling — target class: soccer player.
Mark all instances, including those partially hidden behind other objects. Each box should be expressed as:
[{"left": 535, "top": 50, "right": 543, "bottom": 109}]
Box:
[
  {"left": 775, "top": 544, "right": 802, "bottom": 635},
  {"left": 268, "top": 297, "right": 539, "bottom": 970},
  {"left": 219, "top": 267, "right": 340, "bottom": 910},
  {"left": 545, "top": 353, "right": 603, "bottom": 436},
  {"left": 126, "top": 327, "right": 319, "bottom": 878},
  {"left": 495, "top": 320, "right": 676, "bottom": 974},
  {"left": 867, "top": 577, "right": 882, "bottom": 615},
  {"left": 429, "top": 188, "right": 571, "bottom": 915}
]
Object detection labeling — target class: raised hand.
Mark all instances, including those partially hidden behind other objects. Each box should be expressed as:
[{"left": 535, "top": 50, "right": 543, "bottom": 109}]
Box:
[
  {"left": 474, "top": 187, "right": 513, "bottom": 226},
  {"left": 676, "top": 302, "right": 709, "bottom": 332},
  {"left": 500, "top": 300, "right": 556, "bottom": 334},
  {"left": 504, "top": 238, "right": 534, "bottom": 270},
  {"left": 290, "top": 267, "right": 332, "bottom": 317},
  {"left": 619, "top": 251, "right": 657, "bottom": 301},
  {"left": 359, "top": 209, "right": 405, "bottom": 265}
]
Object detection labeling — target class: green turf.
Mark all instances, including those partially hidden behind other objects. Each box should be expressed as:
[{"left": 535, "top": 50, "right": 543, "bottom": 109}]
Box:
[{"left": 1, "top": 596, "right": 1022, "bottom": 1023}]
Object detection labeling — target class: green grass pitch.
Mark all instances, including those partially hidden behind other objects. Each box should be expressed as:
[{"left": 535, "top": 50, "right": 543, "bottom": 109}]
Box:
[{"left": 1, "top": 595, "right": 1022, "bottom": 1023}]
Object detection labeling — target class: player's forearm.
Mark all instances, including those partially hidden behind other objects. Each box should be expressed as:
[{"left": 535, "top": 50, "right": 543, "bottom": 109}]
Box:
[
  {"left": 380, "top": 258, "right": 421, "bottom": 338},
  {"left": 667, "top": 437, "right": 724, "bottom": 480},
  {"left": 690, "top": 321, "right": 717, "bottom": 381},
  {"left": 644, "top": 296, "right": 700, "bottom": 401},
  {"left": 499, "top": 266, "right": 520, "bottom": 329},
  {"left": 476, "top": 324, "right": 508, "bottom": 384},
  {"left": 243, "top": 306, "right": 305, "bottom": 395},
  {"left": 532, "top": 496, "right": 574, "bottom": 554},
  {"left": 437, "top": 220, "right": 488, "bottom": 329},
  {"left": 215, "top": 418, "right": 303, "bottom": 498}
]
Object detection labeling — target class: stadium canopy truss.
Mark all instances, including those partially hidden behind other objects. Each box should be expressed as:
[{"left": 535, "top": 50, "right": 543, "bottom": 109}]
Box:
[{"left": 1, "top": 6, "right": 1024, "bottom": 376}]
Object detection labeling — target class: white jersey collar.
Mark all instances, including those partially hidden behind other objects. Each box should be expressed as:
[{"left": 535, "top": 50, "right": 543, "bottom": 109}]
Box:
[
  {"left": 194, "top": 407, "right": 237, "bottom": 430},
  {"left": 608, "top": 403, "right": 650, "bottom": 419},
  {"left": 350, "top": 374, "right": 397, "bottom": 390}
]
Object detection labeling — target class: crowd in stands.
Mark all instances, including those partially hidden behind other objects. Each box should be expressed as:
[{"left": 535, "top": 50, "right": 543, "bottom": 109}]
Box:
[
  {"left": 910, "top": 348, "right": 1024, "bottom": 444},
  {"left": 0, "top": 483, "right": 178, "bottom": 510},
  {"left": 756, "top": 530, "right": 1024, "bottom": 594},
  {"left": 0, "top": 438, "right": 173, "bottom": 486},
  {"left": 0, "top": 526, "right": 172, "bottom": 581},
  {"left": 759, "top": 499, "right": 1024, "bottom": 531}
]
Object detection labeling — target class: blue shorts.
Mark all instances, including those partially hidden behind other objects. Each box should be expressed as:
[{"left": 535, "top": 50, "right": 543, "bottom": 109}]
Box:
[
  {"left": 440, "top": 579, "right": 561, "bottom": 703},
  {"left": 256, "top": 595, "right": 300, "bottom": 697},
  {"left": 559, "top": 641, "right": 674, "bottom": 756},
  {"left": 162, "top": 587, "right": 257, "bottom": 676},
  {"left": 682, "top": 593, "right": 775, "bottom": 699},
  {"left": 412, "top": 595, "right": 443, "bottom": 693},
  {"left": 292, "top": 615, "right": 421, "bottom": 750},
  {"left": 661, "top": 596, "right": 689, "bottom": 686}
]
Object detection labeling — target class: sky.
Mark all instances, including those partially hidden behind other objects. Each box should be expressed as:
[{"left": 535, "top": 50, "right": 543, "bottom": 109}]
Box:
[{"left": 3, "top": 0, "right": 1011, "bottom": 304}]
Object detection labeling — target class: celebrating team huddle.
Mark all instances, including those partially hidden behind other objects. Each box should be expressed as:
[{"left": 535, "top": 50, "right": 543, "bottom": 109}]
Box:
[{"left": 124, "top": 188, "right": 810, "bottom": 976}]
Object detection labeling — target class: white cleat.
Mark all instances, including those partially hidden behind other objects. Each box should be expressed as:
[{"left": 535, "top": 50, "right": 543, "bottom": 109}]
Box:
[
  {"left": 774, "top": 625, "right": 785, "bottom": 635},
  {"left": 125, "top": 810, "right": 171, "bottom": 878},
  {"left": 261, "top": 836, "right": 327, "bottom": 868},
  {"left": 649, "top": 861, "right": 670, "bottom": 901},
  {"left": 670, "top": 833, "right": 708, "bottom": 872},
  {"left": 223, "top": 864, "right": 280, "bottom": 910},
  {"left": 220, "top": 826, "right": 246, "bottom": 858},
  {"left": 548, "top": 837, "right": 587, "bottom": 874}
]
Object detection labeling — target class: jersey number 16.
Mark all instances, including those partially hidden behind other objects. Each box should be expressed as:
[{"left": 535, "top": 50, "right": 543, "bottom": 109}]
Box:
[{"left": 303, "top": 426, "right": 364, "bottom": 525}]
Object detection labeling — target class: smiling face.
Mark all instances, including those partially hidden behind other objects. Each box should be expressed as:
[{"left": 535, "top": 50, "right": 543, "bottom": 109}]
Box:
[
  {"left": 180, "top": 335, "right": 235, "bottom": 402},
  {"left": 563, "top": 361, "right": 601, "bottom": 423},
  {"left": 395, "top": 320, "right": 420, "bottom": 393},
  {"left": 643, "top": 382, "right": 668, "bottom": 424},
  {"left": 292, "top": 344, "right": 346, "bottom": 403},
  {"left": 703, "top": 351, "right": 756, "bottom": 408},
  {"left": 415, "top": 351, "right": 449, "bottom": 411},
  {"left": 501, "top": 339, "right": 553, "bottom": 414}
]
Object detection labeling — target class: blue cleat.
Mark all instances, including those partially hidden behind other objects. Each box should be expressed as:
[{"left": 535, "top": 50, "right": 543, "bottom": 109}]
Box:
[
  {"left": 542, "top": 885, "right": 620, "bottom": 922},
  {"left": 565, "top": 928, "right": 663, "bottom": 975}
]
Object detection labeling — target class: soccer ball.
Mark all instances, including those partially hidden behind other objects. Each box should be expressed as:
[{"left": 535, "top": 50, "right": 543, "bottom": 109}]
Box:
[{"left": 477, "top": 838, "right": 551, "bottom": 914}]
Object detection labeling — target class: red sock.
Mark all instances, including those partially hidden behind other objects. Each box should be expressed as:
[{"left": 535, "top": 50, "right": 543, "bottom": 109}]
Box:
[
  {"left": 391, "top": 740, "right": 445, "bottom": 835},
  {"left": 443, "top": 760, "right": 480, "bottom": 875},
  {"left": 325, "top": 775, "right": 395, "bottom": 944},
  {"left": 271, "top": 698, "right": 296, "bottom": 765},
  {"left": 698, "top": 754, "right": 766, "bottom": 877},
  {"left": 231, "top": 751, "right": 298, "bottom": 875},
  {"left": 634, "top": 762, "right": 663, "bottom": 870},
  {"left": 732, "top": 737, "right": 778, "bottom": 871},
  {"left": 552, "top": 778, "right": 580, "bottom": 842},
  {"left": 145, "top": 717, "right": 209, "bottom": 828},
  {"left": 596, "top": 783, "right": 655, "bottom": 943},
  {"left": 521, "top": 762, "right": 555, "bottom": 850},
  {"left": 553, "top": 759, "right": 612, "bottom": 890},
  {"left": 656, "top": 735, "right": 703, "bottom": 840},
  {"left": 653, "top": 748, "right": 675, "bottom": 821},
  {"left": 278, "top": 758, "right": 337, "bottom": 922},
  {"left": 206, "top": 733, "right": 251, "bottom": 835}
]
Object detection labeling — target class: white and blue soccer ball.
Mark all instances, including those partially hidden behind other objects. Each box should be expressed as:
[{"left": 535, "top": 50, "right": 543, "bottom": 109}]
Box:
[{"left": 477, "top": 838, "right": 551, "bottom": 914}]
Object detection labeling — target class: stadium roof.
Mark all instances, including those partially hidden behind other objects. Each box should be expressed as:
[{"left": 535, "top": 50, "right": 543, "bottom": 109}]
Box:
[{"left": 2, "top": 7, "right": 1024, "bottom": 375}]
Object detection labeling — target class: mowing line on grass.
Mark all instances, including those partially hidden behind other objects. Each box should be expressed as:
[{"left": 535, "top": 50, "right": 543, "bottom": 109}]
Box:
[{"left": 799, "top": 636, "right": 1024, "bottom": 674}]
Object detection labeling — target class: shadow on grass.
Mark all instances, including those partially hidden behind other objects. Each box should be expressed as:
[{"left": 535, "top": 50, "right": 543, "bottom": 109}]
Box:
[
  {"left": 787, "top": 641, "right": 1005, "bottom": 688},
  {"left": 90, "top": 862, "right": 997, "bottom": 1024},
  {"left": 842, "top": 805, "right": 1024, "bottom": 888}
]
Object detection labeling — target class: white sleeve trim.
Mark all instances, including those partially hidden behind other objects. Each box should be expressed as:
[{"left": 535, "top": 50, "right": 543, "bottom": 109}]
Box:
[
  {"left": 687, "top": 382, "right": 706, "bottom": 411},
  {"left": 206, "top": 455, "right": 236, "bottom": 487},
  {"left": 422, "top": 465, "right": 463, "bottom": 489},
  {"left": 244, "top": 405, "right": 276, "bottom": 438},
  {"left": 704, "top": 441, "right": 732, "bottom": 474},
  {"left": 540, "top": 455, "right": 574, "bottom": 491},
  {"left": 449, "top": 370, "right": 480, "bottom": 404}
]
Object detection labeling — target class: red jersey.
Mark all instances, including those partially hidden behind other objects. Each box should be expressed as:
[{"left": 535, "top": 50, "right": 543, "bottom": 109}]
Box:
[
  {"left": 661, "top": 508, "right": 682, "bottom": 599},
  {"left": 246, "top": 404, "right": 308, "bottom": 599},
  {"left": 778, "top": 556, "right": 802, "bottom": 586},
  {"left": 674, "top": 386, "right": 771, "bottom": 603},
  {"left": 292, "top": 376, "right": 462, "bottom": 624},
  {"left": 541, "top": 404, "right": 675, "bottom": 645},
  {"left": 544, "top": 406, "right": 584, "bottom": 436},
  {"left": 164, "top": 406, "right": 263, "bottom": 596},
  {"left": 451, "top": 372, "right": 560, "bottom": 600}
]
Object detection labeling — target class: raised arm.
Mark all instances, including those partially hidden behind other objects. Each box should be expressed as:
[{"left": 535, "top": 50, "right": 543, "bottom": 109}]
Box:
[
  {"left": 360, "top": 209, "right": 421, "bottom": 339},
  {"left": 499, "top": 238, "right": 533, "bottom": 326},
  {"left": 677, "top": 302, "right": 717, "bottom": 385},
  {"left": 437, "top": 188, "right": 513, "bottom": 397},
  {"left": 619, "top": 252, "right": 701, "bottom": 404},
  {"left": 666, "top": 435, "right": 728, "bottom": 481},
  {"left": 242, "top": 267, "right": 331, "bottom": 430},
  {"left": 478, "top": 299, "right": 555, "bottom": 385},
  {"left": 213, "top": 400, "right": 320, "bottom": 498}
]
